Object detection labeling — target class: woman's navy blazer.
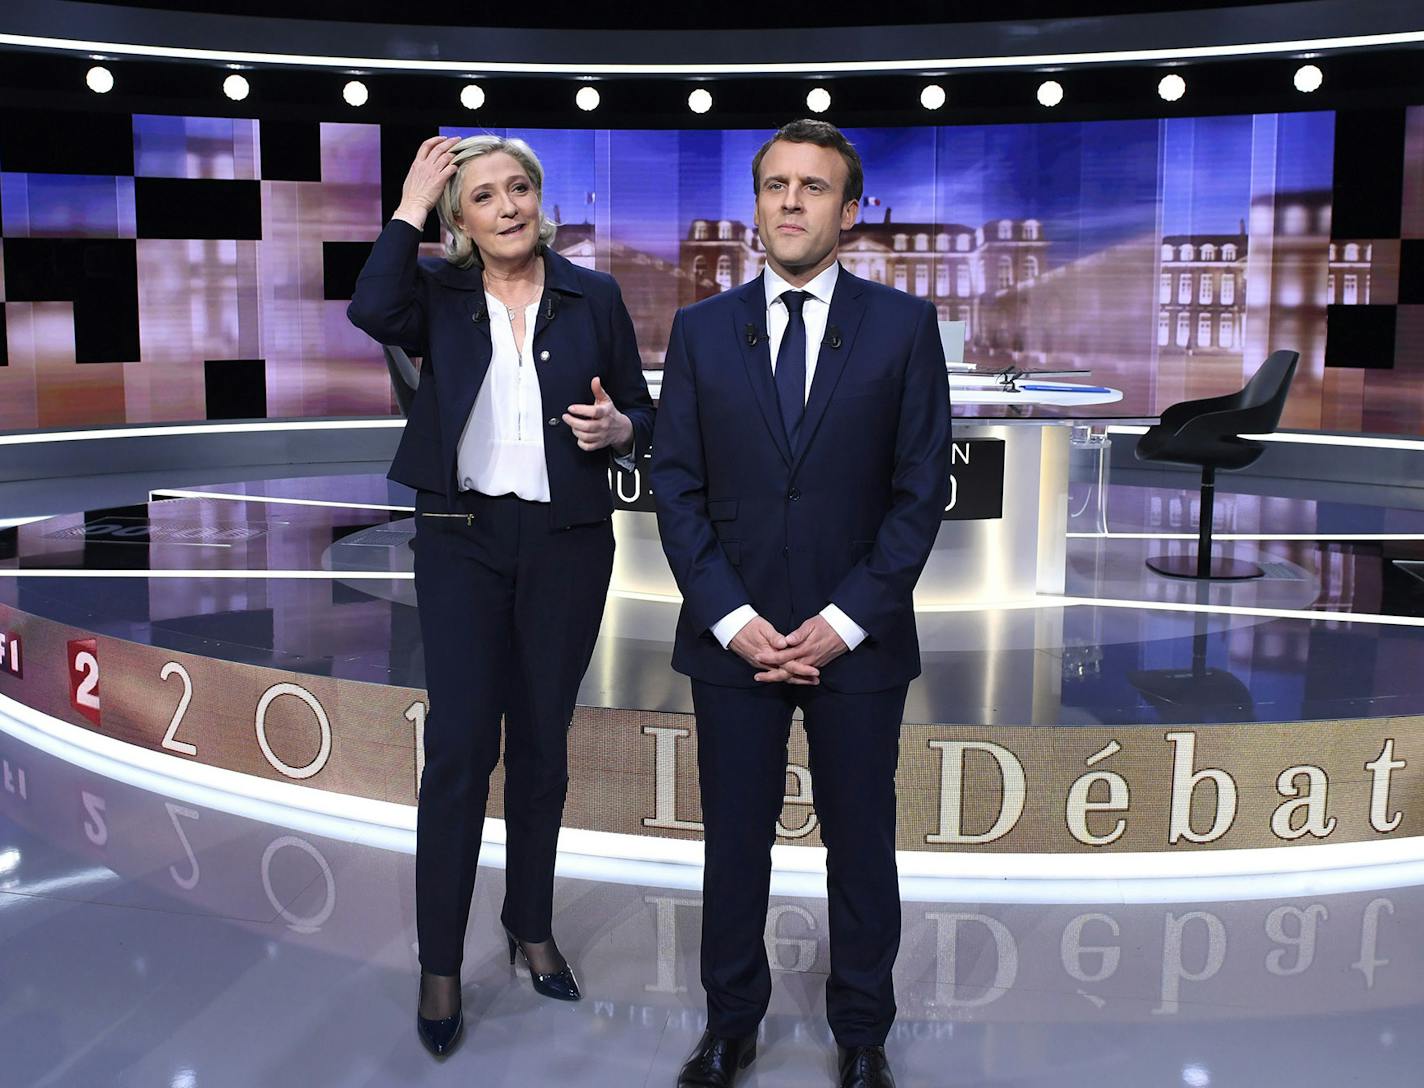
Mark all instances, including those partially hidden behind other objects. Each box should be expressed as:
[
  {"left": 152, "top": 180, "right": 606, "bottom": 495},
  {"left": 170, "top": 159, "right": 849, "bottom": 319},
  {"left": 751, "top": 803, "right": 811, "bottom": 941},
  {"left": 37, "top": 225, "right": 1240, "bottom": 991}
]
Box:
[{"left": 348, "top": 219, "right": 655, "bottom": 528}]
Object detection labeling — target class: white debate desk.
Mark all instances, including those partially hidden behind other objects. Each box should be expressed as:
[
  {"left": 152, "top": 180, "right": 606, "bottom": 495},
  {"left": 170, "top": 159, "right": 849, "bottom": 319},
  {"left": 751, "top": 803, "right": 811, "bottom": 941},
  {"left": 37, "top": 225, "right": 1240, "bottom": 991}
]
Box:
[{"left": 616, "top": 371, "right": 1123, "bottom": 608}]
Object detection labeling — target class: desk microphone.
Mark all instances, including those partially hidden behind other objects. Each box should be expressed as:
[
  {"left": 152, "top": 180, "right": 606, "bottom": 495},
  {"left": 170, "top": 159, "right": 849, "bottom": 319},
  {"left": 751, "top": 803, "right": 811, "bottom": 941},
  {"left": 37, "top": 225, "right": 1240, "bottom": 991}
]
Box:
[{"left": 824, "top": 325, "right": 843, "bottom": 350}]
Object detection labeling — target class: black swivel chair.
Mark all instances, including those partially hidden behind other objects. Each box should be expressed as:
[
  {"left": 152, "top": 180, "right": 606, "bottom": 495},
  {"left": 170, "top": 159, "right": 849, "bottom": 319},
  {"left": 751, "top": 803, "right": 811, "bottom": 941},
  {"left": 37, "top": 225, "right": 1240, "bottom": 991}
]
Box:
[
  {"left": 382, "top": 344, "right": 420, "bottom": 417},
  {"left": 1135, "top": 348, "right": 1299, "bottom": 580}
]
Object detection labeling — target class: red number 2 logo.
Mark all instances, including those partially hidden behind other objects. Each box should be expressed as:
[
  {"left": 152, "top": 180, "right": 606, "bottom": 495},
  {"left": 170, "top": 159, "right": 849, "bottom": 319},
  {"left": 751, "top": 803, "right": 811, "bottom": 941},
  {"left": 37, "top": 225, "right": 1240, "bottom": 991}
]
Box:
[{"left": 68, "top": 638, "right": 101, "bottom": 726}]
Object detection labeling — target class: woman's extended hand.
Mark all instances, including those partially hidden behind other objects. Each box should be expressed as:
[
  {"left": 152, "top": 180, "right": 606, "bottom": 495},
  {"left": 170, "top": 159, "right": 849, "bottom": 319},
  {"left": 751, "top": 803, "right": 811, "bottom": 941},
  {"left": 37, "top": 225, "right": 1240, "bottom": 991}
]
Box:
[
  {"left": 392, "top": 136, "right": 461, "bottom": 229},
  {"left": 563, "top": 377, "right": 634, "bottom": 454}
]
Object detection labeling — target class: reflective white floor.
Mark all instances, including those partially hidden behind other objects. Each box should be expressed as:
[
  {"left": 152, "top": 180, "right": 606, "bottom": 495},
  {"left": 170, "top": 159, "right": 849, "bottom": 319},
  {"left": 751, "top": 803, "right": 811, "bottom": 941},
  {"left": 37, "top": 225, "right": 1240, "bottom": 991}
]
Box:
[
  {"left": 7, "top": 465, "right": 1424, "bottom": 1085},
  {"left": 2, "top": 724, "right": 1421, "bottom": 1088}
]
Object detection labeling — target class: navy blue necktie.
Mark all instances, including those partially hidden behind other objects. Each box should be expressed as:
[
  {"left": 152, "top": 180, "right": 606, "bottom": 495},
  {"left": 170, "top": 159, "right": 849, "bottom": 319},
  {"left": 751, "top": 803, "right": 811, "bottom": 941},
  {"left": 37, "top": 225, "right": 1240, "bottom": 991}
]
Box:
[{"left": 775, "top": 290, "right": 809, "bottom": 450}]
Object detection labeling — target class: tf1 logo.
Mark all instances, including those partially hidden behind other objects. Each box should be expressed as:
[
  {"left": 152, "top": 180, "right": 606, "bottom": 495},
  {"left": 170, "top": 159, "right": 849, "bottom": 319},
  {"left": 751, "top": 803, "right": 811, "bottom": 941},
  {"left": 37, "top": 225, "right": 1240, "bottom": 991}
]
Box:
[{"left": 0, "top": 631, "right": 21, "bottom": 679}]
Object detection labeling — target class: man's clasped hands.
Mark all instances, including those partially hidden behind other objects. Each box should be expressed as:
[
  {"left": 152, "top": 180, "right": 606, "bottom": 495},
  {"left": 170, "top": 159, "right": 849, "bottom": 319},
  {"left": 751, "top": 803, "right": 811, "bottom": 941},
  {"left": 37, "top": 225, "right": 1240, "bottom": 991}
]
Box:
[{"left": 728, "top": 614, "right": 849, "bottom": 685}]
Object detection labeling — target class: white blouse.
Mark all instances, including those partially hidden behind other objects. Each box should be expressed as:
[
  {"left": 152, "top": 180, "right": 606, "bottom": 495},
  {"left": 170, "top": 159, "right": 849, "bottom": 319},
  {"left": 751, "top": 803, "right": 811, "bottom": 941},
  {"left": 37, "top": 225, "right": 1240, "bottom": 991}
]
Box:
[{"left": 454, "top": 299, "right": 550, "bottom": 503}]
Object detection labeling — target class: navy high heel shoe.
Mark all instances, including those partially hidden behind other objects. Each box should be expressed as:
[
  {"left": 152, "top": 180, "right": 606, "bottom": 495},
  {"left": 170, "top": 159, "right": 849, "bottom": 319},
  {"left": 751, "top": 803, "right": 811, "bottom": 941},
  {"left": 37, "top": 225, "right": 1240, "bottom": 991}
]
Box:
[
  {"left": 416, "top": 1008, "right": 463, "bottom": 1058},
  {"left": 506, "top": 930, "right": 581, "bottom": 1001},
  {"left": 416, "top": 971, "right": 463, "bottom": 1058}
]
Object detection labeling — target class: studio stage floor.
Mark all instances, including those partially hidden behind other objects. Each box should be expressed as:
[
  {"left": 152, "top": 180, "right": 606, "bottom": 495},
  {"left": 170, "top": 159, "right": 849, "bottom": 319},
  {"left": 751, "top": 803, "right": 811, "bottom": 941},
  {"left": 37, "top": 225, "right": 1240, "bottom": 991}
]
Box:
[
  {"left": 4, "top": 471, "right": 1424, "bottom": 1085},
  {"left": 5, "top": 471, "right": 1424, "bottom": 725}
]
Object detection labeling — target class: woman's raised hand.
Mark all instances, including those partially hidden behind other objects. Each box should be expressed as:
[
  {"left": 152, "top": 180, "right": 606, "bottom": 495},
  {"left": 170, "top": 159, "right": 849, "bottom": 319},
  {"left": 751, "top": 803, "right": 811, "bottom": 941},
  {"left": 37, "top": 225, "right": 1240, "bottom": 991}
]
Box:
[{"left": 393, "top": 136, "right": 461, "bottom": 228}]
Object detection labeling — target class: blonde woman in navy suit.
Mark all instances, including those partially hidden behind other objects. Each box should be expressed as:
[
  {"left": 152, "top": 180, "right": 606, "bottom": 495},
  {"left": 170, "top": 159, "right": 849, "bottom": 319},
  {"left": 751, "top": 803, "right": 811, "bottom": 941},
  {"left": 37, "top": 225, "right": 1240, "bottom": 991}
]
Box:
[{"left": 348, "top": 135, "right": 653, "bottom": 1059}]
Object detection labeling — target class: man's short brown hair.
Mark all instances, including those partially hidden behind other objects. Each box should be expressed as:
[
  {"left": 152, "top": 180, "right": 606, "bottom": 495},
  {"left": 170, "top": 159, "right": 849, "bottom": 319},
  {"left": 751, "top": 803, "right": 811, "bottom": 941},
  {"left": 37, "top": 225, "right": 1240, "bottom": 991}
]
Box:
[{"left": 751, "top": 119, "right": 864, "bottom": 205}]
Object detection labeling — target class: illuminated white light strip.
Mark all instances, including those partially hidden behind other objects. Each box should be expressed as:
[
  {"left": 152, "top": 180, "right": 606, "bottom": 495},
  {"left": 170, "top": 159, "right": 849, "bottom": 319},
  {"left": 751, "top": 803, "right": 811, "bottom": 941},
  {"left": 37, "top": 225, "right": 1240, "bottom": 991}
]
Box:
[
  {"left": 1068, "top": 531, "right": 1424, "bottom": 541},
  {"left": 609, "top": 588, "right": 683, "bottom": 604},
  {"left": 1049, "top": 594, "right": 1424, "bottom": 628},
  {"left": 586, "top": 588, "right": 1424, "bottom": 627},
  {"left": 0, "top": 517, "right": 50, "bottom": 528},
  {"left": 1, "top": 568, "right": 413, "bottom": 580},
  {"left": 612, "top": 587, "right": 1061, "bottom": 611},
  {"left": 1, "top": 570, "right": 1418, "bottom": 626},
  {"left": 1250, "top": 431, "right": 1424, "bottom": 450},
  {"left": 4, "top": 417, "right": 1415, "bottom": 453},
  {"left": 0, "top": 868, "right": 123, "bottom": 900},
  {"left": 7, "top": 689, "right": 1424, "bottom": 903},
  {"left": 4, "top": 29, "right": 1424, "bottom": 76},
  {"left": 150, "top": 488, "right": 414, "bottom": 513},
  {"left": 0, "top": 418, "right": 404, "bottom": 447},
  {"left": 1108, "top": 424, "right": 1424, "bottom": 452},
  {"left": 911, "top": 598, "right": 1056, "bottom": 612}
]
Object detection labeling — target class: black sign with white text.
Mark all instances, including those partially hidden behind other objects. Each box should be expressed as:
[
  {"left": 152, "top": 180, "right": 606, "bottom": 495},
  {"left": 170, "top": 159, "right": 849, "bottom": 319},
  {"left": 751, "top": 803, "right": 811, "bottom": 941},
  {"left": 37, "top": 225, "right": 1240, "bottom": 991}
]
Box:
[
  {"left": 941, "top": 438, "right": 1005, "bottom": 521},
  {"left": 609, "top": 438, "right": 1006, "bottom": 522}
]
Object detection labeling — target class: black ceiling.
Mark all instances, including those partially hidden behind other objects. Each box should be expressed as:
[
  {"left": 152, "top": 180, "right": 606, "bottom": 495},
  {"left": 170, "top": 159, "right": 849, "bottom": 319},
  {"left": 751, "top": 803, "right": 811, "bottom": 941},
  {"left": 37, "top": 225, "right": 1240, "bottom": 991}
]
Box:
[
  {"left": 77, "top": 0, "right": 1308, "bottom": 30},
  {"left": 5, "top": 34, "right": 1420, "bottom": 130}
]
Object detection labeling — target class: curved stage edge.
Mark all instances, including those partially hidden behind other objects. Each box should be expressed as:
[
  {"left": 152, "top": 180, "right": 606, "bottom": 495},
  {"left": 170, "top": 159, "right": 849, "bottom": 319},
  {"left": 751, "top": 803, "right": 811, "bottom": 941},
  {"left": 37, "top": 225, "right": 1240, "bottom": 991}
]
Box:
[
  {"left": 7, "top": 418, "right": 1424, "bottom": 903},
  {"left": 8, "top": 526, "right": 1424, "bottom": 902},
  {"left": 9, "top": 689, "right": 1424, "bottom": 906}
]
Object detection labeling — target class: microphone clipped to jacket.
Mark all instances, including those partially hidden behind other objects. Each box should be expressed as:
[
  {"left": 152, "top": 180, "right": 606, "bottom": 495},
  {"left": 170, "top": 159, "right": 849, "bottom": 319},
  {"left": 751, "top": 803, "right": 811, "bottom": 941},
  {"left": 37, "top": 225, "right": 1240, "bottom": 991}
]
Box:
[{"left": 742, "top": 324, "right": 839, "bottom": 349}]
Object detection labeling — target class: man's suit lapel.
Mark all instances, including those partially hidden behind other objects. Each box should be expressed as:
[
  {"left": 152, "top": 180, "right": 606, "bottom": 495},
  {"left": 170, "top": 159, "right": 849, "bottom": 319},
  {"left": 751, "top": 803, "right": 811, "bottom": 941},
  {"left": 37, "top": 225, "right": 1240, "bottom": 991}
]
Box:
[
  {"left": 794, "top": 270, "right": 867, "bottom": 469},
  {"left": 732, "top": 282, "right": 793, "bottom": 467}
]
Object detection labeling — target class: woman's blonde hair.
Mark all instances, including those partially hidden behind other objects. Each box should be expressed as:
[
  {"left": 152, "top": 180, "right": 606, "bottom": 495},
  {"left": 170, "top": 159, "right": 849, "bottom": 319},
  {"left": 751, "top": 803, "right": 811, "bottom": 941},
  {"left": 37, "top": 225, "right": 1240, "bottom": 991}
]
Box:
[{"left": 435, "top": 135, "right": 559, "bottom": 269}]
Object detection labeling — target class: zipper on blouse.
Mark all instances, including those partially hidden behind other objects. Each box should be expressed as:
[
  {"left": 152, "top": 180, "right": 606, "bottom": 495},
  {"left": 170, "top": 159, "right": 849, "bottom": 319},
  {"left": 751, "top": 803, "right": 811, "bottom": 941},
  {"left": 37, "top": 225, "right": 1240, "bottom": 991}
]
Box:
[{"left": 517, "top": 339, "right": 528, "bottom": 442}]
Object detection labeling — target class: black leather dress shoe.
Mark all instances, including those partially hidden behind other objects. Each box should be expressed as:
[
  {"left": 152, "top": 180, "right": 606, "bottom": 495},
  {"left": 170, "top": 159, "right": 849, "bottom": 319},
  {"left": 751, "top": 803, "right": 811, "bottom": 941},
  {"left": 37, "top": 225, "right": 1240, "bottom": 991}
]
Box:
[
  {"left": 838, "top": 1044, "right": 896, "bottom": 1088},
  {"left": 676, "top": 1030, "right": 757, "bottom": 1087},
  {"left": 416, "top": 1009, "right": 463, "bottom": 1058}
]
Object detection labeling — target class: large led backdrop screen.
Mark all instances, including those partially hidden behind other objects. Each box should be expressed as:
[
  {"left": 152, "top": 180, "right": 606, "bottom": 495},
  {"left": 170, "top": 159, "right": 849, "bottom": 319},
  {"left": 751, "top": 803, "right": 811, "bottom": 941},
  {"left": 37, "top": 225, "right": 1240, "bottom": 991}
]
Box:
[{"left": 0, "top": 106, "right": 1421, "bottom": 432}]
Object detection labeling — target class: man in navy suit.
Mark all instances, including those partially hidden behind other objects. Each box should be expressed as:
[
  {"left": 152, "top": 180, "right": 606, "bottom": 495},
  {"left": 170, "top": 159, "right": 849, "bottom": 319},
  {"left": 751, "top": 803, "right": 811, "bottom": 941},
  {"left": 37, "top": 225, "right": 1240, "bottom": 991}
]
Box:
[{"left": 651, "top": 120, "right": 952, "bottom": 1088}]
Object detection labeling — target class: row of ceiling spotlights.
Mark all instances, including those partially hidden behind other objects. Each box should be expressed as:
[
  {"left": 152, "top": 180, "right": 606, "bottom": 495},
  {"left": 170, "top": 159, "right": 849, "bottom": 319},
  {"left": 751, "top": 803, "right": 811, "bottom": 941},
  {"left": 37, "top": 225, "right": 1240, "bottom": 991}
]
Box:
[{"left": 82, "top": 64, "right": 1328, "bottom": 109}]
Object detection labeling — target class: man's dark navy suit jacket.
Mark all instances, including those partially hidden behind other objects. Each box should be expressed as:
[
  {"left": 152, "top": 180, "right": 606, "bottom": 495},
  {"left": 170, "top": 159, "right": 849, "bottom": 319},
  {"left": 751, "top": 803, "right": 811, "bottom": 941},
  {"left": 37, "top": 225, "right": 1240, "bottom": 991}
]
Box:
[
  {"left": 347, "top": 219, "right": 654, "bottom": 528},
  {"left": 650, "top": 268, "right": 953, "bottom": 693}
]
